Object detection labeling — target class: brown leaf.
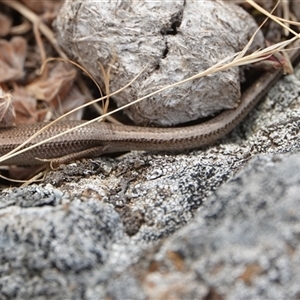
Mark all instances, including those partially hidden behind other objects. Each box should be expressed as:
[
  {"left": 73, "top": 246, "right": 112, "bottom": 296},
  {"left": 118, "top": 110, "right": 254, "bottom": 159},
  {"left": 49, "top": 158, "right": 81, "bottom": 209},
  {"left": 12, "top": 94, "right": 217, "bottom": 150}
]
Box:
[
  {"left": 19, "top": 0, "right": 63, "bottom": 15},
  {"left": 0, "top": 36, "right": 27, "bottom": 82},
  {"left": 0, "top": 88, "right": 16, "bottom": 127},
  {"left": 56, "top": 85, "right": 89, "bottom": 120},
  {"left": 0, "top": 12, "right": 12, "bottom": 37},
  {"left": 26, "top": 62, "right": 77, "bottom": 105},
  {"left": 11, "top": 86, "right": 41, "bottom": 125}
]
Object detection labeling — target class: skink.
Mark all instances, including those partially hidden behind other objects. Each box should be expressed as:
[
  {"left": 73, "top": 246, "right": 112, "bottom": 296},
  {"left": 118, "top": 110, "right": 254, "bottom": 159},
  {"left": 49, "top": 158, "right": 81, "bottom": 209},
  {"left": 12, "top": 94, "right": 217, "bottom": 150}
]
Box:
[{"left": 0, "top": 44, "right": 300, "bottom": 166}]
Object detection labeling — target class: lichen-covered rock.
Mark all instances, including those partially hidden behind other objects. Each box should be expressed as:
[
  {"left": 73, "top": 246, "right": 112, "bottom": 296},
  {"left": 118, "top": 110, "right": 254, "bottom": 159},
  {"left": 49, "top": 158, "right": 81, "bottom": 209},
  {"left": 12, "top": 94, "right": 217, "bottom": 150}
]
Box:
[
  {"left": 54, "top": 0, "right": 264, "bottom": 126},
  {"left": 0, "top": 66, "right": 300, "bottom": 299},
  {"left": 133, "top": 153, "right": 300, "bottom": 299}
]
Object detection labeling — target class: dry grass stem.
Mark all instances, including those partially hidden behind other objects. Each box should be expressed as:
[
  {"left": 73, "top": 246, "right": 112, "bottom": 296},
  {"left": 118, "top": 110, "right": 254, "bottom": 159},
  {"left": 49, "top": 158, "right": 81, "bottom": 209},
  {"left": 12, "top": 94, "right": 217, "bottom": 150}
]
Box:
[
  {"left": 2, "top": 0, "right": 124, "bottom": 126},
  {"left": 246, "top": 0, "right": 300, "bottom": 38},
  {"left": 1, "top": 0, "right": 66, "bottom": 58},
  {"left": 98, "top": 51, "right": 117, "bottom": 117},
  {"left": 0, "top": 0, "right": 299, "bottom": 167},
  {"left": 0, "top": 65, "right": 148, "bottom": 164},
  {"left": 0, "top": 172, "right": 44, "bottom": 184}
]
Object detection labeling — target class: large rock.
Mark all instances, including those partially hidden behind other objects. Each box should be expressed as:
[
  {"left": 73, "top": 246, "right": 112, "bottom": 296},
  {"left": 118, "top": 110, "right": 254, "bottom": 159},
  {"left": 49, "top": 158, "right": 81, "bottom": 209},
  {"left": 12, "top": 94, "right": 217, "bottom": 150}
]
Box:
[
  {"left": 54, "top": 0, "right": 264, "bottom": 126},
  {"left": 0, "top": 65, "right": 300, "bottom": 298}
]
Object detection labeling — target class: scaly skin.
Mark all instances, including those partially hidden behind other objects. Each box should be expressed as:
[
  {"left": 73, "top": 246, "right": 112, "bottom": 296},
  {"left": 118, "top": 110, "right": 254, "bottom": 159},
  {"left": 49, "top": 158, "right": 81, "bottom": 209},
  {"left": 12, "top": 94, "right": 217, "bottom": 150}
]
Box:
[{"left": 0, "top": 42, "right": 299, "bottom": 166}]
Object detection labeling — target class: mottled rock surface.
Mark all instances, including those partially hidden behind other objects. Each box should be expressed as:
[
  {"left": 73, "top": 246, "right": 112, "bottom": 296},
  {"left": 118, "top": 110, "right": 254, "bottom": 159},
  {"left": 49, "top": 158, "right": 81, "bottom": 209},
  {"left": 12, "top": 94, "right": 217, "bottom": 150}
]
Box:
[
  {"left": 1, "top": 1, "right": 300, "bottom": 299},
  {"left": 138, "top": 153, "right": 300, "bottom": 299},
  {"left": 0, "top": 63, "right": 300, "bottom": 299}
]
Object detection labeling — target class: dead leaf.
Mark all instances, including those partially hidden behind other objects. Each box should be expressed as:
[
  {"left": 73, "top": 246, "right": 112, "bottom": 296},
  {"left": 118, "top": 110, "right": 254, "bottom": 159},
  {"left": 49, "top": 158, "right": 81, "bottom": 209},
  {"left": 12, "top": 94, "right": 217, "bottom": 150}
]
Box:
[
  {"left": 0, "top": 12, "right": 12, "bottom": 37},
  {"left": 26, "top": 62, "right": 77, "bottom": 105},
  {"left": 11, "top": 86, "right": 42, "bottom": 125},
  {"left": 20, "top": 0, "right": 63, "bottom": 15},
  {"left": 0, "top": 36, "right": 27, "bottom": 82},
  {"left": 56, "top": 85, "right": 89, "bottom": 120},
  {"left": 0, "top": 88, "right": 16, "bottom": 127}
]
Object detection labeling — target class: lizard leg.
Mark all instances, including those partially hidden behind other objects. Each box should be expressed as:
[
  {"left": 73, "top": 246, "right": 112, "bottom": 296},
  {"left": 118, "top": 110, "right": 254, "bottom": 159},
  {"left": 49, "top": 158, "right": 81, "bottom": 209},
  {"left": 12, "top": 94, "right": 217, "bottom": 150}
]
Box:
[{"left": 36, "top": 145, "right": 111, "bottom": 169}]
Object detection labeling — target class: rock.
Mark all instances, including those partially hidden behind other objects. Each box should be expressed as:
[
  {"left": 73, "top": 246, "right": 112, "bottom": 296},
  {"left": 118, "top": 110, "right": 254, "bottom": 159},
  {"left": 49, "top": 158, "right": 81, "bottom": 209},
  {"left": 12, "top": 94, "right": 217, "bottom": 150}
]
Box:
[
  {"left": 128, "top": 152, "right": 300, "bottom": 299},
  {"left": 0, "top": 198, "right": 124, "bottom": 299},
  {"left": 1, "top": 4, "right": 300, "bottom": 298},
  {"left": 0, "top": 64, "right": 300, "bottom": 298},
  {"left": 54, "top": 0, "right": 264, "bottom": 126}
]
